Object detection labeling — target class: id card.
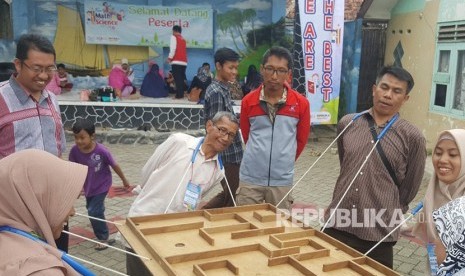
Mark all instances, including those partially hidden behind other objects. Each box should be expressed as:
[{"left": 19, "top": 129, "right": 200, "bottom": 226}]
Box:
[
  {"left": 427, "top": 243, "right": 438, "bottom": 275},
  {"left": 183, "top": 181, "right": 202, "bottom": 211}
]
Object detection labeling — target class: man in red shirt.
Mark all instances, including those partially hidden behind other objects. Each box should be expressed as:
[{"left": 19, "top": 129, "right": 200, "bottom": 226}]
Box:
[{"left": 166, "top": 25, "right": 187, "bottom": 99}]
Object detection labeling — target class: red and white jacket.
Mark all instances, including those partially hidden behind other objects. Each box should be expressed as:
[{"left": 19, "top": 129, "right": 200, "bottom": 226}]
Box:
[
  {"left": 239, "top": 83, "right": 310, "bottom": 186},
  {"left": 168, "top": 34, "right": 187, "bottom": 66}
]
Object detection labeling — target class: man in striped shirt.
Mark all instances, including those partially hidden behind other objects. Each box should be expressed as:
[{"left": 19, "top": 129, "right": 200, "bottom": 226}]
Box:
[
  {"left": 323, "top": 66, "right": 426, "bottom": 268},
  {"left": 0, "top": 34, "right": 65, "bottom": 159},
  {"left": 0, "top": 34, "right": 67, "bottom": 250}
]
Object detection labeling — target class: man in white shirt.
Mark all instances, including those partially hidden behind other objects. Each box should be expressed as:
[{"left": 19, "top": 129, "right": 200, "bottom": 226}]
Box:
[{"left": 126, "top": 111, "right": 239, "bottom": 275}]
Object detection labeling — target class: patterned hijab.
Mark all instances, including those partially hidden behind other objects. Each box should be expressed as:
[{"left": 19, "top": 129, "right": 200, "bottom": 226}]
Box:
[
  {"left": 413, "top": 129, "right": 465, "bottom": 242},
  {"left": 197, "top": 67, "right": 211, "bottom": 83}
]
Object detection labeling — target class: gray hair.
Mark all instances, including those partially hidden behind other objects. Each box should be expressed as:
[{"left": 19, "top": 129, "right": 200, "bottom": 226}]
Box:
[{"left": 211, "top": 111, "right": 239, "bottom": 125}]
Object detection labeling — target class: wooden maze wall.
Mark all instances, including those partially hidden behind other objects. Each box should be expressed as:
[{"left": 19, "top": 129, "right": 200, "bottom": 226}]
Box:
[{"left": 118, "top": 204, "right": 399, "bottom": 276}]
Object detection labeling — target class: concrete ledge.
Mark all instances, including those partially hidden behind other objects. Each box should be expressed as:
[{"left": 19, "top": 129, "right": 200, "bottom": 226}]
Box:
[{"left": 65, "top": 128, "right": 206, "bottom": 145}]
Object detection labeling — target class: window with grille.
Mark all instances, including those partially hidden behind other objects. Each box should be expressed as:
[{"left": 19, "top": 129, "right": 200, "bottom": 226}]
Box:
[{"left": 430, "top": 22, "right": 465, "bottom": 118}]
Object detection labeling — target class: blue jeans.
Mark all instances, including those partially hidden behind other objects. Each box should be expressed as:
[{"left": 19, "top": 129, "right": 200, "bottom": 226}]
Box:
[{"left": 86, "top": 192, "right": 109, "bottom": 241}]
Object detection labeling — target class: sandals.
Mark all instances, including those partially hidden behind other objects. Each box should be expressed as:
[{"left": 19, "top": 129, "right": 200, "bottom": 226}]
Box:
[{"left": 95, "top": 238, "right": 116, "bottom": 251}]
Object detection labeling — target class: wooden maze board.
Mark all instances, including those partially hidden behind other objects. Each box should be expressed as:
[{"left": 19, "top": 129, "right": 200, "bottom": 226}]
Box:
[{"left": 117, "top": 204, "right": 399, "bottom": 276}]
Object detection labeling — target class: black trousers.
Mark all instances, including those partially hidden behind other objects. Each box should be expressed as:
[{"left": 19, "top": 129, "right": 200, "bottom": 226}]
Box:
[
  {"left": 126, "top": 247, "right": 152, "bottom": 276},
  {"left": 202, "top": 163, "right": 240, "bottom": 209},
  {"left": 171, "top": 64, "right": 187, "bottom": 99},
  {"left": 55, "top": 222, "right": 69, "bottom": 252},
  {"left": 323, "top": 227, "right": 396, "bottom": 269}
]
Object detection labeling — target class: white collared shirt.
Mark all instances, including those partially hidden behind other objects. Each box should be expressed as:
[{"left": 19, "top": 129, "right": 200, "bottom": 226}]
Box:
[{"left": 128, "top": 133, "right": 224, "bottom": 217}]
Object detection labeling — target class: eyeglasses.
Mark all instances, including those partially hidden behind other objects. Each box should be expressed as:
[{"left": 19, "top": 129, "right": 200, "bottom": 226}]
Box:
[
  {"left": 214, "top": 125, "right": 236, "bottom": 140},
  {"left": 263, "top": 67, "right": 289, "bottom": 76},
  {"left": 22, "top": 62, "right": 57, "bottom": 75}
]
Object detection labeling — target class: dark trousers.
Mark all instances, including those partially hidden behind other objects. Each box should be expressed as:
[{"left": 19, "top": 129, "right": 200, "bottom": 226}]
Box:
[
  {"left": 202, "top": 163, "right": 240, "bottom": 209},
  {"left": 171, "top": 64, "right": 187, "bottom": 99},
  {"left": 323, "top": 228, "right": 396, "bottom": 269},
  {"left": 86, "top": 192, "right": 109, "bottom": 241},
  {"left": 55, "top": 222, "right": 69, "bottom": 252},
  {"left": 126, "top": 247, "right": 152, "bottom": 276}
]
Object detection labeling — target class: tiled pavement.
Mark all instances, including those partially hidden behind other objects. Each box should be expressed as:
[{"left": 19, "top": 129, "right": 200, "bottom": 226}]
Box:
[{"left": 67, "top": 125, "right": 431, "bottom": 275}]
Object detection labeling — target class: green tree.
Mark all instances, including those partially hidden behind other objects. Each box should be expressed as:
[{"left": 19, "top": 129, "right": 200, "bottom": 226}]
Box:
[
  {"left": 246, "top": 17, "right": 292, "bottom": 50},
  {"left": 217, "top": 12, "right": 245, "bottom": 56},
  {"left": 227, "top": 9, "right": 251, "bottom": 53},
  {"left": 242, "top": 9, "right": 257, "bottom": 48}
]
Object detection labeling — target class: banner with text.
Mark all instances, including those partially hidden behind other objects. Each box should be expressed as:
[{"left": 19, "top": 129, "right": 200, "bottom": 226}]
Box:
[
  {"left": 299, "top": 0, "right": 344, "bottom": 124},
  {"left": 84, "top": 1, "right": 213, "bottom": 48}
]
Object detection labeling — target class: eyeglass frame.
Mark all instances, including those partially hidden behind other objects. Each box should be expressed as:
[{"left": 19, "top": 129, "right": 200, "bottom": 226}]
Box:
[
  {"left": 262, "top": 66, "right": 289, "bottom": 76},
  {"left": 213, "top": 124, "right": 237, "bottom": 140},
  {"left": 21, "top": 61, "right": 58, "bottom": 75}
]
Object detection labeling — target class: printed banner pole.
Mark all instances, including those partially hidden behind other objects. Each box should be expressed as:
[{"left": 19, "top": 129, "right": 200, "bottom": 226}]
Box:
[{"left": 298, "top": 0, "right": 344, "bottom": 124}]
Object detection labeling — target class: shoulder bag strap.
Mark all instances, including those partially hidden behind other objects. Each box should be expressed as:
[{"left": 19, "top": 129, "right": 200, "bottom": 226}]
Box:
[{"left": 366, "top": 114, "right": 401, "bottom": 188}]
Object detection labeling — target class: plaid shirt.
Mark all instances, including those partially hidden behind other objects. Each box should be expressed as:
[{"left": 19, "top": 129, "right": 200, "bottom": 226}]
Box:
[{"left": 204, "top": 79, "right": 243, "bottom": 164}]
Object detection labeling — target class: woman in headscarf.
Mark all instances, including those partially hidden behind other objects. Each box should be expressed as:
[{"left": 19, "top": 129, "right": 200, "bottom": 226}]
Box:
[
  {"left": 140, "top": 63, "right": 168, "bottom": 98},
  {"left": 0, "top": 149, "right": 88, "bottom": 275},
  {"left": 241, "top": 64, "right": 263, "bottom": 97},
  {"left": 188, "top": 67, "right": 212, "bottom": 103},
  {"left": 412, "top": 129, "right": 465, "bottom": 274}
]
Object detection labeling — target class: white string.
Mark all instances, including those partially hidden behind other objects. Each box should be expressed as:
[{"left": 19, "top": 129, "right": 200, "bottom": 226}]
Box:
[
  {"left": 276, "top": 120, "right": 355, "bottom": 209},
  {"left": 364, "top": 214, "right": 413, "bottom": 256},
  {"left": 66, "top": 254, "right": 129, "bottom": 276},
  {"left": 164, "top": 162, "right": 193, "bottom": 214},
  {"left": 62, "top": 230, "right": 150, "bottom": 260},
  {"left": 321, "top": 139, "right": 380, "bottom": 232},
  {"left": 74, "top": 213, "right": 123, "bottom": 225},
  {"left": 223, "top": 174, "right": 237, "bottom": 207}
]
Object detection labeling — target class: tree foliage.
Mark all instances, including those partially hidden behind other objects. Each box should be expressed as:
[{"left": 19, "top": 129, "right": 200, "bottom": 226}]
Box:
[{"left": 246, "top": 17, "right": 292, "bottom": 50}]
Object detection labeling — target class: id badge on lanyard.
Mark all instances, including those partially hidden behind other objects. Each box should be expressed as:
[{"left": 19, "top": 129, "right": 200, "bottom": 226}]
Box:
[
  {"left": 183, "top": 138, "right": 204, "bottom": 211},
  {"left": 426, "top": 243, "right": 438, "bottom": 275},
  {"left": 182, "top": 137, "right": 219, "bottom": 211},
  {"left": 184, "top": 181, "right": 202, "bottom": 211}
]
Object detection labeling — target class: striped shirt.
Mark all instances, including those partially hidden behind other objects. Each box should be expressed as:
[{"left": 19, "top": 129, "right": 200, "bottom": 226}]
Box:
[
  {"left": 204, "top": 79, "right": 243, "bottom": 164},
  {"left": 0, "top": 76, "right": 66, "bottom": 158},
  {"left": 326, "top": 110, "right": 426, "bottom": 242}
]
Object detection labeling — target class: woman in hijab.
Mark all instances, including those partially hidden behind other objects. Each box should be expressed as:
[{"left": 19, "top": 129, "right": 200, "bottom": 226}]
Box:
[
  {"left": 188, "top": 67, "right": 212, "bottom": 103},
  {"left": 0, "top": 149, "right": 88, "bottom": 275},
  {"left": 241, "top": 64, "right": 263, "bottom": 97},
  {"left": 413, "top": 129, "right": 465, "bottom": 274},
  {"left": 140, "top": 63, "right": 168, "bottom": 98}
]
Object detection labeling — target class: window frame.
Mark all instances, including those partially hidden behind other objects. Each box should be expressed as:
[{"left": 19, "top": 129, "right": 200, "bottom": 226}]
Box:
[
  {"left": 430, "top": 24, "right": 465, "bottom": 119},
  {"left": 0, "top": 1, "right": 13, "bottom": 40}
]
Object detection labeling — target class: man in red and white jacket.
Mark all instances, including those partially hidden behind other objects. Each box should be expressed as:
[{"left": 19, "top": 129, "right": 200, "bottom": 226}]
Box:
[
  {"left": 166, "top": 25, "right": 187, "bottom": 99},
  {"left": 237, "top": 46, "right": 311, "bottom": 210}
]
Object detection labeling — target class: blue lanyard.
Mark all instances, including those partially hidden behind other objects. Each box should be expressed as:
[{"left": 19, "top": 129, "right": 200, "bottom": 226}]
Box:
[
  {"left": 353, "top": 110, "right": 399, "bottom": 140},
  {"left": 426, "top": 243, "right": 439, "bottom": 275},
  {"left": 0, "top": 226, "right": 95, "bottom": 276},
  {"left": 377, "top": 113, "right": 399, "bottom": 140},
  {"left": 191, "top": 137, "right": 223, "bottom": 170}
]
